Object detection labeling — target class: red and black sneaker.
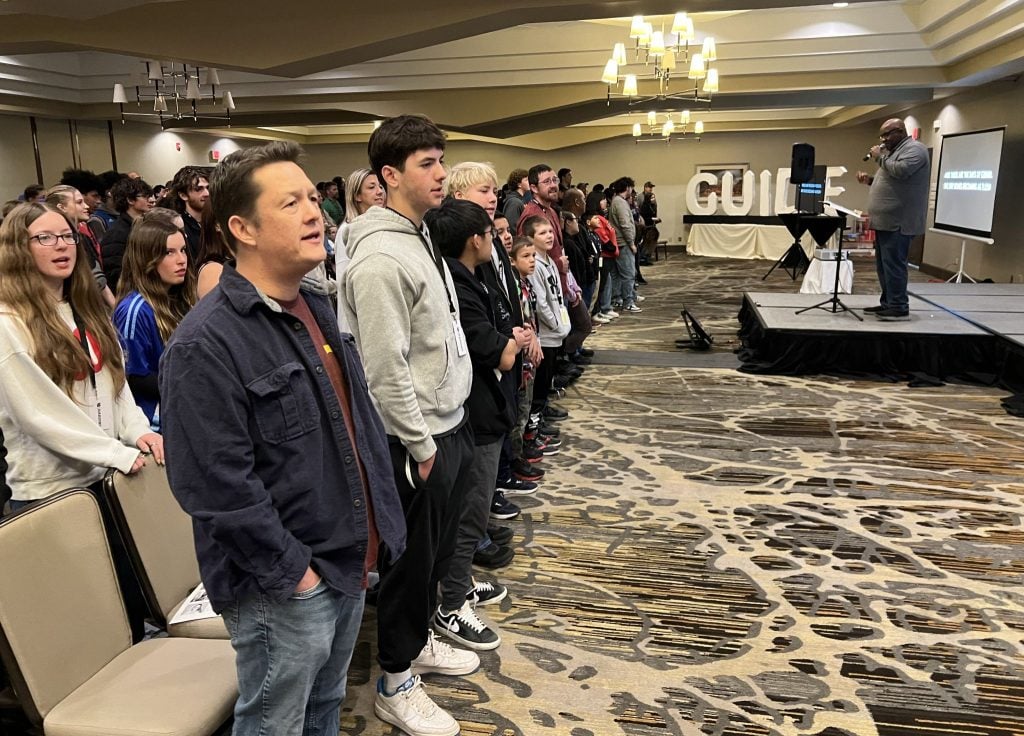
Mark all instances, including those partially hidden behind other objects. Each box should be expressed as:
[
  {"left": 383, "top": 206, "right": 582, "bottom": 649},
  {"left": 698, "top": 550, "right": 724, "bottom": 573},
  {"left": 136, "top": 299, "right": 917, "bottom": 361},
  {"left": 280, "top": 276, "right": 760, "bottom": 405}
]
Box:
[{"left": 512, "top": 458, "right": 544, "bottom": 481}]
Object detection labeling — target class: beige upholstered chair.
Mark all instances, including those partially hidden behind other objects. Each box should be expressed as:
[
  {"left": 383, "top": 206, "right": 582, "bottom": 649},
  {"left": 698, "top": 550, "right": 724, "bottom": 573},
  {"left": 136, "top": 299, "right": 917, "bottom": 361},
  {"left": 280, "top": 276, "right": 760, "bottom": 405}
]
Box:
[
  {"left": 103, "top": 463, "right": 228, "bottom": 639},
  {"left": 0, "top": 489, "right": 237, "bottom": 735}
]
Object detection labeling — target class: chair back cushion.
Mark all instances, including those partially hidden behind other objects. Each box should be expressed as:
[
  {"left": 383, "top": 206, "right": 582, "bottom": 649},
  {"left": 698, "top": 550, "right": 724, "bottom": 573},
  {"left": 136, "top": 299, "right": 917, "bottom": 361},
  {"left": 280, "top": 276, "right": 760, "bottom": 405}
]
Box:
[
  {"left": 104, "top": 463, "right": 201, "bottom": 624},
  {"left": 0, "top": 490, "right": 131, "bottom": 720}
]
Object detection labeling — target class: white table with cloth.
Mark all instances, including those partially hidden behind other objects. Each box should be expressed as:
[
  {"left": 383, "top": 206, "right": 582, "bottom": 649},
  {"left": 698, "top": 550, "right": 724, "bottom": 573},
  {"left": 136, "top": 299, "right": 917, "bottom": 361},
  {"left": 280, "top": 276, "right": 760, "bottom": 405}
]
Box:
[
  {"left": 685, "top": 220, "right": 815, "bottom": 261},
  {"left": 800, "top": 257, "right": 854, "bottom": 294}
]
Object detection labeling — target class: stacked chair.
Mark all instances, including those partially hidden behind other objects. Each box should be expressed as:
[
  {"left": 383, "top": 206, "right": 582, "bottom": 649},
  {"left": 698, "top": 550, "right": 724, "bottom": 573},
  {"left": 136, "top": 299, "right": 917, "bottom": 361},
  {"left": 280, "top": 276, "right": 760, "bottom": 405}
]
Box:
[{"left": 103, "top": 463, "right": 228, "bottom": 639}]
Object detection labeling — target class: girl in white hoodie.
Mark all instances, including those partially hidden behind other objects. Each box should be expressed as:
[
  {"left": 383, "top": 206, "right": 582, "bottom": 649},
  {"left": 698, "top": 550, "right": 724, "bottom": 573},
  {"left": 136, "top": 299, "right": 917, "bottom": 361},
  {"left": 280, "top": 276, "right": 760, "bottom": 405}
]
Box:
[{"left": 0, "top": 203, "right": 159, "bottom": 512}]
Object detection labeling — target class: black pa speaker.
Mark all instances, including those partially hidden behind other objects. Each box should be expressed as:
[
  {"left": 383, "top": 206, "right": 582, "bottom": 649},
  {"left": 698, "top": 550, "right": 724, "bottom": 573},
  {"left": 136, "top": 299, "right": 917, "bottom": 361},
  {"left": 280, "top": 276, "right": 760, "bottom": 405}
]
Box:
[
  {"left": 790, "top": 142, "right": 816, "bottom": 184},
  {"left": 676, "top": 308, "right": 714, "bottom": 351}
]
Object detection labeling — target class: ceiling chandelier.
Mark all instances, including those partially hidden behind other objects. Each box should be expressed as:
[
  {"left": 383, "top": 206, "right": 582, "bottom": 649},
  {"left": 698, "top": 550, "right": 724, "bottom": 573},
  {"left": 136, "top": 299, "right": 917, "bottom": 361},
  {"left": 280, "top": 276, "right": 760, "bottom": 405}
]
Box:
[
  {"left": 112, "top": 60, "right": 236, "bottom": 125},
  {"left": 601, "top": 13, "right": 720, "bottom": 106},
  {"left": 632, "top": 109, "right": 703, "bottom": 144}
]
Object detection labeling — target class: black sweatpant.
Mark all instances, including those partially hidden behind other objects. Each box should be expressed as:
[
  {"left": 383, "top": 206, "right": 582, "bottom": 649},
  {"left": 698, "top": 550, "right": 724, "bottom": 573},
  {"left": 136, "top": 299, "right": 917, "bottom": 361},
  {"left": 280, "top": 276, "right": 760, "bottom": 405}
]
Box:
[
  {"left": 531, "top": 345, "right": 561, "bottom": 414},
  {"left": 376, "top": 420, "right": 475, "bottom": 673}
]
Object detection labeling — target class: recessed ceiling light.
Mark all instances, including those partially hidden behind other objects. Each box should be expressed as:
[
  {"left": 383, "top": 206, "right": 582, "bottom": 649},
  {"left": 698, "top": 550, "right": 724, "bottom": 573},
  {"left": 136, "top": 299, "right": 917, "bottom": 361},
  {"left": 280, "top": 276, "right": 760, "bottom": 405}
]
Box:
[{"left": 833, "top": 2, "right": 849, "bottom": 6}]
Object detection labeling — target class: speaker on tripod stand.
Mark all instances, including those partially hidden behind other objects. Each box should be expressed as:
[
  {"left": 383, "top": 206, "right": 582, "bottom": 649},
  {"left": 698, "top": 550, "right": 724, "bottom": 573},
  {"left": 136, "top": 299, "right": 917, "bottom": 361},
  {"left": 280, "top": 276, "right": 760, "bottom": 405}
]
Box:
[{"left": 763, "top": 143, "right": 816, "bottom": 281}]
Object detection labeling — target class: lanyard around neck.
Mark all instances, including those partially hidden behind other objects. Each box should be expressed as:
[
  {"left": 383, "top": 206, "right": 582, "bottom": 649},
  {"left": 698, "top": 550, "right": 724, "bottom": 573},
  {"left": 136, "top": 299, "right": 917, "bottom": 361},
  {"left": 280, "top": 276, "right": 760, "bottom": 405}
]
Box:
[{"left": 388, "top": 207, "right": 456, "bottom": 315}]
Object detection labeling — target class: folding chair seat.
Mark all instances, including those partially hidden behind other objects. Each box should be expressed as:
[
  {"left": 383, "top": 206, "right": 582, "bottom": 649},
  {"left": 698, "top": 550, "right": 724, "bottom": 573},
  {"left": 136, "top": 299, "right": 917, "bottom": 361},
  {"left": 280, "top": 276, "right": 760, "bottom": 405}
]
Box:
[{"left": 0, "top": 490, "right": 236, "bottom": 735}]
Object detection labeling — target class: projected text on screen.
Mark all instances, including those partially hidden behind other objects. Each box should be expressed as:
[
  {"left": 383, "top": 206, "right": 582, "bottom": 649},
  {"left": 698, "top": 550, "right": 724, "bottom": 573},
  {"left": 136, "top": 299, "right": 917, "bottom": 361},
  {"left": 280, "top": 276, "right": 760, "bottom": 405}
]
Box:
[{"left": 933, "top": 127, "right": 1004, "bottom": 240}]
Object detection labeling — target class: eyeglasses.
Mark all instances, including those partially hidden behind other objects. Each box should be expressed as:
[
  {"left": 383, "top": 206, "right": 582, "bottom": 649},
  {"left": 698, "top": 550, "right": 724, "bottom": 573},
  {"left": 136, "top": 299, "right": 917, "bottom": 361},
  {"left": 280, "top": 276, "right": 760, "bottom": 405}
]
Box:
[
  {"left": 30, "top": 232, "right": 77, "bottom": 247},
  {"left": 538, "top": 177, "right": 559, "bottom": 186},
  {"left": 879, "top": 129, "right": 902, "bottom": 140}
]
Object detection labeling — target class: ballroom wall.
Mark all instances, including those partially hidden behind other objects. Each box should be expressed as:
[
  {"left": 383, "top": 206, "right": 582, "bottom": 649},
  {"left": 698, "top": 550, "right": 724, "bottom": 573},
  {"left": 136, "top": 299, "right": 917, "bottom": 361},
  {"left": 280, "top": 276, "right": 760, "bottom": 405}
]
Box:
[{"left": 3, "top": 77, "right": 1021, "bottom": 280}]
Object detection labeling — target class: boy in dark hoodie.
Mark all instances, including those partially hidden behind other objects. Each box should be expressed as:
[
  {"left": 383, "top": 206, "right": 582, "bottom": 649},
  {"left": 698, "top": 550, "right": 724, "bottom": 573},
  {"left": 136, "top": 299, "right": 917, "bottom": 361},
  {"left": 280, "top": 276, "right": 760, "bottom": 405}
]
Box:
[{"left": 426, "top": 198, "right": 528, "bottom": 653}]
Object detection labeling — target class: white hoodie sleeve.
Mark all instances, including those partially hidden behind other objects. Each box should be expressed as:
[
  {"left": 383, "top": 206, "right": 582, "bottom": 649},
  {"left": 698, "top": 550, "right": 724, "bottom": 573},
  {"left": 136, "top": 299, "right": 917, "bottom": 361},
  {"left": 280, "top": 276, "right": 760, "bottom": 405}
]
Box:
[
  {"left": 0, "top": 345, "right": 141, "bottom": 474},
  {"left": 528, "top": 260, "right": 560, "bottom": 331}
]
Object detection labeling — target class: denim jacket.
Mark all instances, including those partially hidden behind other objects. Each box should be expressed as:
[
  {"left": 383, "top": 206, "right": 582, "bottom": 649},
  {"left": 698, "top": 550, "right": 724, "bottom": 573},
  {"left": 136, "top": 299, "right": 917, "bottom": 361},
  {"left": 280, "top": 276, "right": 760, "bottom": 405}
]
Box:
[{"left": 160, "top": 264, "right": 406, "bottom": 612}]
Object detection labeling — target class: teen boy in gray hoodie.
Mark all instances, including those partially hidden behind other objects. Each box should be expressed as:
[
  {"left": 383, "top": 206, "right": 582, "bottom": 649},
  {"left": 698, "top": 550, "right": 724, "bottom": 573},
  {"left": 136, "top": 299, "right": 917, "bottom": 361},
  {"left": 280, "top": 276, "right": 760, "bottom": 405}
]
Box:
[{"left": 341, "top": 115, "right": 476, "bottom": 736}]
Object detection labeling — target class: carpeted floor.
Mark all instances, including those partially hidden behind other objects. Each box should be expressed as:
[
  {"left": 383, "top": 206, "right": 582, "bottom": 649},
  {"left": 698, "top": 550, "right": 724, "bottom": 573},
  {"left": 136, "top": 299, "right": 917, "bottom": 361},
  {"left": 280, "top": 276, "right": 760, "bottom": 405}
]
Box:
[{"left": 341, "top": 254, "right": 1024, "bottom": 736}]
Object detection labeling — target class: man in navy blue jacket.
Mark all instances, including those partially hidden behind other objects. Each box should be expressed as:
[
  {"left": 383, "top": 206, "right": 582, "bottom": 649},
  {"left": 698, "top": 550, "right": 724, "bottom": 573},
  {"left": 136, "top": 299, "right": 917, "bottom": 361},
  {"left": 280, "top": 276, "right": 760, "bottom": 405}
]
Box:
[{"left": 160, "top": 141, "right": 406, "bottom": 736}]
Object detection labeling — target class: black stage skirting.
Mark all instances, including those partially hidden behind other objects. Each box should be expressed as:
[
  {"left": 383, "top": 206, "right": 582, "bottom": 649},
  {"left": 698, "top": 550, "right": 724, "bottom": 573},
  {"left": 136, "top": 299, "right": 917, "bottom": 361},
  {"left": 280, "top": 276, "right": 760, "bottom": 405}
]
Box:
[
  {"left": 736, "top": 295, "right": 1024, "bottom": 416},
  {"left": 684, "top": 215, "right": 782, "bottom": 225}
]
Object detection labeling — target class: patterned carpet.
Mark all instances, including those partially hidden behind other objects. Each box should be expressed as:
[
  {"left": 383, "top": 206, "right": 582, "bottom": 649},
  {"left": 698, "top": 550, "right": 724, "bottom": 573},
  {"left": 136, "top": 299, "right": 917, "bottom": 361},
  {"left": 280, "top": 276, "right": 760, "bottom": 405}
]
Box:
[{"left": 340, "top": 255, "right": 1024, "bottom": 735}]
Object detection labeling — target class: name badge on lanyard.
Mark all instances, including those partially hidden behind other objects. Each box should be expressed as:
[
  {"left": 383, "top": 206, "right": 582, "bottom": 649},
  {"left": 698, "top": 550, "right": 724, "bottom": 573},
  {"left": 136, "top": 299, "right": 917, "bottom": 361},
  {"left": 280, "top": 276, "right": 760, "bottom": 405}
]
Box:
[
  {"left": 73, "top": 318, "right": 111, "bottom": 434},
  {"left": 89, "top": 383, "right": 113, "bottom": 435},
  {"left": 560, "top": 305, "right": 571, "bottom": 325},
  {"left": 452, "top": 317, "right": 469, "bottom": 357}
]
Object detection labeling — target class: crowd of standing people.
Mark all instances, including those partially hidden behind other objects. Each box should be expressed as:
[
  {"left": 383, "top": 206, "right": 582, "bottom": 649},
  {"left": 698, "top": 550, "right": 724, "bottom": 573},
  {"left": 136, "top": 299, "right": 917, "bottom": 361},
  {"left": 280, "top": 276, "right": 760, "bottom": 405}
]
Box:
[{"left": 0, "top": 114, "right": 661, "bottom": 736}]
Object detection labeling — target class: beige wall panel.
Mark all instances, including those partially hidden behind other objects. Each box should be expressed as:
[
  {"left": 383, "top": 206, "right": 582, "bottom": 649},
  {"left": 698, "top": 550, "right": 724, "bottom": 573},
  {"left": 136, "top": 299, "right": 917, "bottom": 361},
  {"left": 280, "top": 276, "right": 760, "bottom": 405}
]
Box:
[
  {"left": 35, "top": 116, "right": 75, "bottom": 187},
  {"left": 897, "top": 79, "right": 1024, "bottom": 281},
  {"left": 0, "top": 114, "right": 38, "bottom": 196},
  {"left": 77, "top": 120, "right": 114, "bottom": 173}
]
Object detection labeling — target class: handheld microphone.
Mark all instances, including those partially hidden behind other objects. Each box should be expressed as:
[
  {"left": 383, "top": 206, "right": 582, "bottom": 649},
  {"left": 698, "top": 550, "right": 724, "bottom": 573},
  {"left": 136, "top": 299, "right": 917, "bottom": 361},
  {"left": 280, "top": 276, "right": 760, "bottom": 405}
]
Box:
[{"left": 863, "top": 144, "right": 885, "bottom": 161}]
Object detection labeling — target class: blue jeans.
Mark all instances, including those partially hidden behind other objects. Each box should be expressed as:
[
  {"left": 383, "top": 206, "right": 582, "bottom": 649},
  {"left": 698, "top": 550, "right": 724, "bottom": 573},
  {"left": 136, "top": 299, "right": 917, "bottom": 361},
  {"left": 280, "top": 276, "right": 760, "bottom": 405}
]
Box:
[
  {"left": 874, "top": 229, "right": 911, "bottom": 311},
  {"left": 597, "top": 261, "right": 614, "bottom": 312},
  {"left": 223, "top": 581, "right": 365, "bottom": 736},
  {"left": 613, "top": 248, "right": 636, "bottom": 306},
  {"left": 581, "top": 282, "right": 596, "bottom": 314}
]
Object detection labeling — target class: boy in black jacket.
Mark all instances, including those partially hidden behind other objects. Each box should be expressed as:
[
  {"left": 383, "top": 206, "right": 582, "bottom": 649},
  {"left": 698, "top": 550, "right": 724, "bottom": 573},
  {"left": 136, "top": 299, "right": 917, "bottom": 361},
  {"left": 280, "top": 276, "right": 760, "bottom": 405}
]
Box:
[{"left": 425, "top": 199, "right": 530, "bottom": 652}]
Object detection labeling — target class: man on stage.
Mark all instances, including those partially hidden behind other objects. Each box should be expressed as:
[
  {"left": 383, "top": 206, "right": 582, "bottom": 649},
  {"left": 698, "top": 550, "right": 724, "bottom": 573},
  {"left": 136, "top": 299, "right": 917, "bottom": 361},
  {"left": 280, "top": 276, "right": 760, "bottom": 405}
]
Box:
[{"left": 856, "top": 118, "right": 929, "bottom": 321}]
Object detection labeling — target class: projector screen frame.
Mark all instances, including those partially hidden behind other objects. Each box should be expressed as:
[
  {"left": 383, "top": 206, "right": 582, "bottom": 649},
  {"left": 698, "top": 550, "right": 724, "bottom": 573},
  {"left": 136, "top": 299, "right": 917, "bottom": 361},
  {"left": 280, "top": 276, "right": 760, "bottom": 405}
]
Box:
[{"left": 931, "top": 125, "right": 1006, "bottom": 241}]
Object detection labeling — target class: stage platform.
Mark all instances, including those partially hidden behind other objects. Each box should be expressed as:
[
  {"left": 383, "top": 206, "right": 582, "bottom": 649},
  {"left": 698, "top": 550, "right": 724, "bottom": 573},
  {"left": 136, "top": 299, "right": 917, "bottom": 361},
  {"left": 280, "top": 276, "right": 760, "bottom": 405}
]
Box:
[{"left": 737, "top": 284, "right": 1024, "bottom": 409}]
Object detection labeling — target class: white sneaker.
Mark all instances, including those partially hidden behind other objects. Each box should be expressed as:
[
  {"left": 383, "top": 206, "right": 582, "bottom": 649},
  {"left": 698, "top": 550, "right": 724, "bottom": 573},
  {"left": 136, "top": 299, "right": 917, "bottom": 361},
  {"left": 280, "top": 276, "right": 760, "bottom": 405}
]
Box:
[
  {"left": 635, "top": 295, "right": 646, "bottom": 302},
  {"left": 375, "top": 675, "right": 460, "bottom": 736},
  {"left": 592, "top": 313, "right": 611, "bottom": 324},
  {"left": 410, "top": 630, "right": 480, "bottom": 676},
  {"left": 602, "top": 310, "right": 619, "bottom": 319}
]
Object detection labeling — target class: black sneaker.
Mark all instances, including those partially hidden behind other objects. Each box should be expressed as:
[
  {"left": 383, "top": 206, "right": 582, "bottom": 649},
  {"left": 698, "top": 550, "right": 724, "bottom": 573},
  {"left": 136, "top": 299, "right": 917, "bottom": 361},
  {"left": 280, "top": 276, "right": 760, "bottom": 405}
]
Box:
[
  {"left": 532, "top": 438, "right": 559, "bottom": 456},
  {"left": 535, "top": 435, "right": 562, "bottom": 450},
  {"left": 434, "top": 602, "right": 501, "bottom": 650},
  {"left": 542, "top": 406, "right": 569, "bottom": 421},
  {"left": 498, "top": 477, "right": 538, "bottom": 496},
  {"left": 490, "top": 492, "right": 521, "bottom": 521},
  {"left": 468, "top": 580, "right": 507, "bottom": 606},
  {"left": 486, "top": 525, "right": 514, "bottom": 545},
  {"left": 538, "top": 423, "right": 561, "bottom": 439},
  {"left": 511, "top": 459, "right": 544, "bottom": 481},
  {"left": 579, "top": 348, "right": 595, "bottom": 358},
  {"left": 552, "top": 376, "right": 572, "bottom": 390},
  {"left": 473, "top": 539, "right": 515, "bottom": 567},
  {"left": 523, "top": 444, "right": 544, "bottom": 463},
  {"left": 863, "top": 304, "right": 886, "bottom": 313},
  {"left": 875, "top": 308, "right": 910, "bottom": 321}
]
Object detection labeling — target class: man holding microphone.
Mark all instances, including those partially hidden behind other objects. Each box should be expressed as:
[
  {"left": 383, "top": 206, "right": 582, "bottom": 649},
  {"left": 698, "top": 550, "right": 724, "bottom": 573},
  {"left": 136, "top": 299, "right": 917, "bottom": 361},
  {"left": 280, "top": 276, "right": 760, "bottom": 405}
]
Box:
[{"left": 856, "top": 118, "right": 930, "bottom": 321}]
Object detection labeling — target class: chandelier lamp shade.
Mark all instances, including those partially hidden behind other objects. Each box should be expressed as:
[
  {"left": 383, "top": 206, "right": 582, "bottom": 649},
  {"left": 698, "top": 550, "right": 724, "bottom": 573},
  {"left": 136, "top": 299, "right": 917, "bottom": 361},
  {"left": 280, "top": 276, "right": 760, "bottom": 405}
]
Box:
[
  {"left": 632, "top": 108, "right": 703, "bottom": 144},
  {"left": 111, "top": 60, "right": 236, "bottom": 125},
  {"left": 601, "top": 11, "right": 721, "bottom": 107}
]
